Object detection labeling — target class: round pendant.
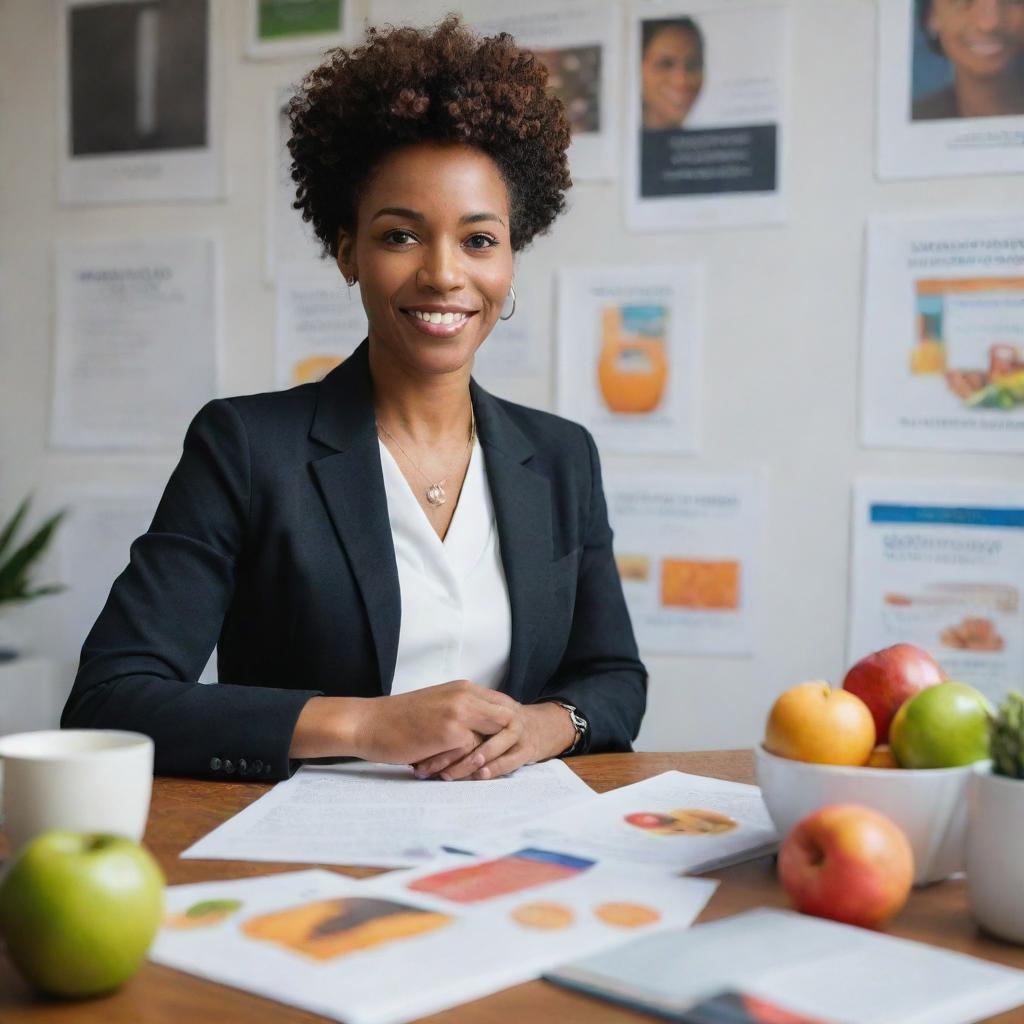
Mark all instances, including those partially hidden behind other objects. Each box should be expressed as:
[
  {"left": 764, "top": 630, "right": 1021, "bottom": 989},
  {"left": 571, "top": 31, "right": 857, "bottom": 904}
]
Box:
[{"left": 425, "top": 484, "right": 447, "bottom": 507}]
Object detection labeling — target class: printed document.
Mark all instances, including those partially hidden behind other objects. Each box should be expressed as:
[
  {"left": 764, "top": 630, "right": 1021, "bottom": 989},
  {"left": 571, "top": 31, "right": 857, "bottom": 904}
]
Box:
[{"left": 181, "top": 759, "right": 596, "bottom": 868}]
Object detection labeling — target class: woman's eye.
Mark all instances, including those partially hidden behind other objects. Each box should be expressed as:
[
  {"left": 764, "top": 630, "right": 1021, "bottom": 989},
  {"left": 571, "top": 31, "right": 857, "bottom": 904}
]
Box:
[
  {"left": 384, "top": 229, "right": 416, "bottom": 245},
  {"left": 465, "top": 233, "right": 497, "bottom": 250}
]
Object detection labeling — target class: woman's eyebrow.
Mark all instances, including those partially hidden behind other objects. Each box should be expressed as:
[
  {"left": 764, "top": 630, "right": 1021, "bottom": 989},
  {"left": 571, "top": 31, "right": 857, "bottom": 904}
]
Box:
[{"left": 371, "top": 207, "right": 505, "bottom": 226}]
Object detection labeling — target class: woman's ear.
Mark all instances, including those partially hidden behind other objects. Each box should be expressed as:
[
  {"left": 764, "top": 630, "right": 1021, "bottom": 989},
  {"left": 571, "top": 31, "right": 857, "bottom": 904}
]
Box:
[{"left": 336, "top": 228, "right": 357, "bottom": 284}]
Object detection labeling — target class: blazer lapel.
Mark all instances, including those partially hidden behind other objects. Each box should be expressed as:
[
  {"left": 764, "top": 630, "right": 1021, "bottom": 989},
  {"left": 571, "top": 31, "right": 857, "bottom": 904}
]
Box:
[
  {"left": 471, "top": 380, "right": 551, "bottom": 703},
  {"left": 310, "top": 343, "right": 401, "bottom": 694}
]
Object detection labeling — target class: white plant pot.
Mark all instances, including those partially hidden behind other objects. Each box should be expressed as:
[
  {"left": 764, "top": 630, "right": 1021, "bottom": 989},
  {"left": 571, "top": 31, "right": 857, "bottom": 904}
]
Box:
[{"left": 967, "top": 764, "right": 1024, "bottom": 944}]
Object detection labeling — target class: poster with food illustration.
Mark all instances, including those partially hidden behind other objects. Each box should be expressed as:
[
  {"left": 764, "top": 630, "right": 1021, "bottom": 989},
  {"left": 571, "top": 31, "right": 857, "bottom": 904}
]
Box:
[
  {"left": 849, "top": 480, "right": 1024, "bottom": 704},
  {"left": 150, "top": 864, "right": 715, "bottom": 1024},
  {"left": 626, "top": 1, "right": 791, "bottom": 232},
  {"left": 862, "top": 215, "right": 1024, "bottom": 453},
  {"left": 369, "top": 0, "right": 619, "bottom": 180},
  {"left": 274, "top": 262, "right": 363, "bottom": 389},
  {"left": 877, "top": 0, "right": 1024, "bottom": 180},
  {"left": 604, "top": 474, "right": 764, "bottom": 656},
  {"left": 557, "top": 265, "right": 703, "bottom": 455},
  {"left": 472, "top": 771, "right": 778, "bottom": 877}
]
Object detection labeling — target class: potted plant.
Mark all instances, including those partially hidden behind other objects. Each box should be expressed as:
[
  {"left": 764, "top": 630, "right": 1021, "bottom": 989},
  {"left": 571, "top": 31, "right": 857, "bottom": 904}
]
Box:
[
  {"left": 0, "top": 496, "right": 67, "bottom": 663},
  {"left": 966, "top": 691, "right": 1024, "bottom": 944}
]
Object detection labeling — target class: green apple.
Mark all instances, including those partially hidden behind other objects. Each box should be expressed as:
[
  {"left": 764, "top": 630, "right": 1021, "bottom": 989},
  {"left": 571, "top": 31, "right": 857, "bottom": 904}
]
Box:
[
  {"left": 890, "top": 680, "right": 993, "bottom": 769},
  {"left": 0, "top": 831, "right": 165, "bottom": 996}
]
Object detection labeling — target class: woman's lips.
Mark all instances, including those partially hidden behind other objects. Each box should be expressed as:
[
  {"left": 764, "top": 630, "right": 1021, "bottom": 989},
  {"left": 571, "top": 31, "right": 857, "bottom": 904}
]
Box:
[
  {"left": 964, "top": 37, "right": 1009, "bottom": 59},
  {"left": 401, "top": 308, "right": 477, "bottom": 338}
]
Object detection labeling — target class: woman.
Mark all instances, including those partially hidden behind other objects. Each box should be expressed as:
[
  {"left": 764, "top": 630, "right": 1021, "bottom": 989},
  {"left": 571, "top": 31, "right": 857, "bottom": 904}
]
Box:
[
  {"left": 62, "top": 17, "right": 646, "bottom": 784},
  {"left": 914, "top": 0, "right": 1024, "bottom": 120},
  {"left": 641, "top": 17, "right": 705, "bottom": 131}
]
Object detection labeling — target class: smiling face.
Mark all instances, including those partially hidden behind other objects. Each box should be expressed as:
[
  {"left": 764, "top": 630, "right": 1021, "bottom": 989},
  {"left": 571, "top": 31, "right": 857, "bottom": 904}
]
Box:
[
  {"left": 337, "top": 142, "right": 514, "bottom": 380},
  {"left": 641, "top": 25, "right": 704, "bottom": 130},
  {"left": 928, "top": 0, "right": 1024, "bottom": 79}
]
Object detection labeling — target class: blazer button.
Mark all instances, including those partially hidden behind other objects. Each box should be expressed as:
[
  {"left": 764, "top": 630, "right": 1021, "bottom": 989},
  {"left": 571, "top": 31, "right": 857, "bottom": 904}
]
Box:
[
  {"left": 238, "top": 758, "right": 248, "bottom": 775},
  {"left": 224, "top": 759, "right": 235, "bottom": 774},
  {"left": 209, "top": 757, "right": 222, "bottom": 771}
]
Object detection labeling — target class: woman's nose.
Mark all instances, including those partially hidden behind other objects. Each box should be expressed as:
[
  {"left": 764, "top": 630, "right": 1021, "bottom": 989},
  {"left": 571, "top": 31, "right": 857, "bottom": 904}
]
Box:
[
  {"left": 417, "top": 244, "right": 465, "bottom": 293},
  {"left": 972, "top": 0, "right": 1005, "bottom": 31}
]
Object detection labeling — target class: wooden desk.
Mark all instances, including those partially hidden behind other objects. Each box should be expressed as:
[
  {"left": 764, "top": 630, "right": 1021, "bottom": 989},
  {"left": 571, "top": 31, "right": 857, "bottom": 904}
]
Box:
[{"left": 2, "top": 750, "right": 1023, "bottom": 1023}]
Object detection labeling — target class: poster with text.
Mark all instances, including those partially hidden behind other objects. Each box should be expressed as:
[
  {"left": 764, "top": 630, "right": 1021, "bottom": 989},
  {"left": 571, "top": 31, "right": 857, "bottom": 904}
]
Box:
[
  {"left": 58, "top": 0, "right": 222, "bottom": 204},
  {"left": 606, "top": 474, "right": 764, "bottom": 656},
  {"left": 849, "top": 480, "right": 1024, "bottom": 704},
  {"left": 247, "top": 0, "right": 349, "bottom": 60},
  {"left": 56, "top": 485, "right": 218, "bottom": 681},
  {"left": 51, "top": 236, "right": 220, "bottom": 451},
  {"left": 266, "top": 85, "right": 326, "bottom": 282},
  {"left": 878, "top": 0, "right": 1024, "bottom": 180},
  {"left": 627, "top": 1, "right": 790, "bottom": 231},
  {"left": 556, "top": 265, "right": 702, "bottom": 455},
  {"left": 275, "top": 263, "right": 365, "bottom": 388},
  {"left": 862, "top": 215, "right": 1024, "bottom": 453},
  {"left": 368, "top": 0, "right": 620, "bottom": 181}
]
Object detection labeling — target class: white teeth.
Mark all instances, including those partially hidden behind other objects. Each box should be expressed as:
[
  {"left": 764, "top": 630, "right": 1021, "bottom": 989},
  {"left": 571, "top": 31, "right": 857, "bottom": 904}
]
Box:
[{"left": 409, "top": 310, "right": 467, "bottom": 324}]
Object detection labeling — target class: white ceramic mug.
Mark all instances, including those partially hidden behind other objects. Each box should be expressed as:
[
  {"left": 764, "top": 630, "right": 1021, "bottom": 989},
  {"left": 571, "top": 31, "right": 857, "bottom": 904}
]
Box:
[
  {"left": 0, "top": 730, "right": 154, "bottom": 855},
  {"left": 966, "top": 763, "right": 1024, "bottom": 944}
]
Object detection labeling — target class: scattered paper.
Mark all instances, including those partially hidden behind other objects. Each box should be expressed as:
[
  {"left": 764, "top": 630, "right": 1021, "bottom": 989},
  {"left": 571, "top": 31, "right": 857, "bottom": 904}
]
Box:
[
  {"left": 181, "top": 759, "right": 596, "bottom": 867},
  {"left": 151, "top": 863, "right": 717, "bottom": 1024},
  {"left": 548, "top": 908, "right": 1024, "bottom": 1024},
  {"left": 474, "top": 771, "right": 778, "bottom": 875}
]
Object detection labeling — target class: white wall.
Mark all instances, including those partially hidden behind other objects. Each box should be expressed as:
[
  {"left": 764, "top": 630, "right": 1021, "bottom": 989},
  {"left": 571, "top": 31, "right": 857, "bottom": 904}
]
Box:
[{"left": 1, "top": 1, "right": 1021, "bottom": 749}]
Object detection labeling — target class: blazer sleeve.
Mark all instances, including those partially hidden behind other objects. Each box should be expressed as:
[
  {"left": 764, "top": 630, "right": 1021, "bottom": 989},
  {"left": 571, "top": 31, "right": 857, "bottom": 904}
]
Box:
[
  {"left": 61, "top": 399, "right": 323, "bottom": 781},
  {"left": 533, "top": 428, "right": 647, "bottom": 753}
]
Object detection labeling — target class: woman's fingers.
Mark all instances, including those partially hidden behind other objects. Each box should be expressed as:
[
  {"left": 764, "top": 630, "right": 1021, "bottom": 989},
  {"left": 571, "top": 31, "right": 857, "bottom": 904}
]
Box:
[
  {"left": 441, "top": 727, "right": 517, "bottom": 781},
  {"left": 412, "top": 746, "right": 469, "bottom": 778},
  {"left": 471, "top": 744, "right": 531, "bottom": 780},
  {"left": 463, "top": 700, "right": 514, "bottom": 735}
]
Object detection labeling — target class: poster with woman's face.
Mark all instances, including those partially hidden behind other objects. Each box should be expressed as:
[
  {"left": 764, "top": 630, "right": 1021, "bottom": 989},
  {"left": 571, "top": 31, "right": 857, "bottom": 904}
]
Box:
[
  {"left": 879, "top": 0, "right": 1024, "bottom": 179},
  {"left": 368, "top": 0, "right": 620, "bottom": 181},
  {"left": 627, "top": 2, "right": 790, "bottom": 232}
]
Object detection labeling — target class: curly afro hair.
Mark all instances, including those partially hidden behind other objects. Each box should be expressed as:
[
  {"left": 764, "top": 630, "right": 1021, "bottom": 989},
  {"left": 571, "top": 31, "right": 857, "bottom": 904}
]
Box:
[{"left": 288, "top": 15, "right": 573, "bottom": 255}]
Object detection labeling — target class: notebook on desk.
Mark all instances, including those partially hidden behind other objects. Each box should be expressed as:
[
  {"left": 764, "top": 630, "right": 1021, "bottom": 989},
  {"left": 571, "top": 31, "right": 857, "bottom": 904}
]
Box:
[{"left": 545, "top": 908, "right": 1024, "bottom": 1024}]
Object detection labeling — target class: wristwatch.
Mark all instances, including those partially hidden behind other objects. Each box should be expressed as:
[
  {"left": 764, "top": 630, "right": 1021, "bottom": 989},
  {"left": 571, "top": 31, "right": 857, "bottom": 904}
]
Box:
[{"left": 551, "top": 701, "right": 589, "bottom": 756}]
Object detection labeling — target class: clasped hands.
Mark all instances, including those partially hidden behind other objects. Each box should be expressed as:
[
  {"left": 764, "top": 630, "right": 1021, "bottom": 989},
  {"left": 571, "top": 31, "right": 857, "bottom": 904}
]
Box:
[{"left": 355, "top": 679, "right": 577, "bottom": 781}]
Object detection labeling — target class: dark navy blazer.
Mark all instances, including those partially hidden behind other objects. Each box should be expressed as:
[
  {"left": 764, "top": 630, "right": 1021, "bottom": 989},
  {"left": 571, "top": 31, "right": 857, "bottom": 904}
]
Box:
[{"left": 62, "top": 341, "right": 647, "bottom": 780}]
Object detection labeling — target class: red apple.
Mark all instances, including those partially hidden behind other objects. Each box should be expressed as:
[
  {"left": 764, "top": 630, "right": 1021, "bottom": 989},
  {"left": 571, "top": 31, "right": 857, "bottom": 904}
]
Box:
[
  {"left": 778, "top": 804, "right": 914, "bottom": 929},
  {"left": 843, "top": 644, "right": 945, "bottom": 743}
]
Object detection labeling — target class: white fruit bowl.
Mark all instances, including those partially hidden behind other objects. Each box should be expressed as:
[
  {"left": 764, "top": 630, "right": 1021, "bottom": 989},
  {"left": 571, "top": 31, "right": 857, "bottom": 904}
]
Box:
[{"left": 755, "top": 745, "right": 983, "bottom": 885}]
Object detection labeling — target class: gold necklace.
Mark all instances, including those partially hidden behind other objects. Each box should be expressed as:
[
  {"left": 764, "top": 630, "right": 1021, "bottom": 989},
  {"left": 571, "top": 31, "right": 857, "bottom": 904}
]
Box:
[{"left": 377, "top": 412, "right": 476, "bottom": 509}]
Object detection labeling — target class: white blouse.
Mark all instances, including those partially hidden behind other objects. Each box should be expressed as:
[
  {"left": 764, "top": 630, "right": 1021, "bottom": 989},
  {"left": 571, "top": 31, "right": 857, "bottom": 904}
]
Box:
[{"left": 378, "top": 438, "right": 513, "bottom": 695}]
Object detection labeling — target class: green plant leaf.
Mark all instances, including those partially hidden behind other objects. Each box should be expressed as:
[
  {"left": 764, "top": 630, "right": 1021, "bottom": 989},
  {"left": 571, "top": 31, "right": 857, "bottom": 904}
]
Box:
[
  {"left": 0, "top": 508, "right": 67, "bottom": 606},
  {"left": 0, "top": 495, "right": 31, "bottom": 563}
]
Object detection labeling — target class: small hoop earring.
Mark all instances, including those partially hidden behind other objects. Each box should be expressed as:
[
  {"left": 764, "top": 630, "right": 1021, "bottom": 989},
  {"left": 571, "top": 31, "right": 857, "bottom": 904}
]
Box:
[
  {"left": 499, "top": 283, "right": 516, "bottom": 321},
  {"left": 345, "top": 276, "right": 356, "bottom": 287}
]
